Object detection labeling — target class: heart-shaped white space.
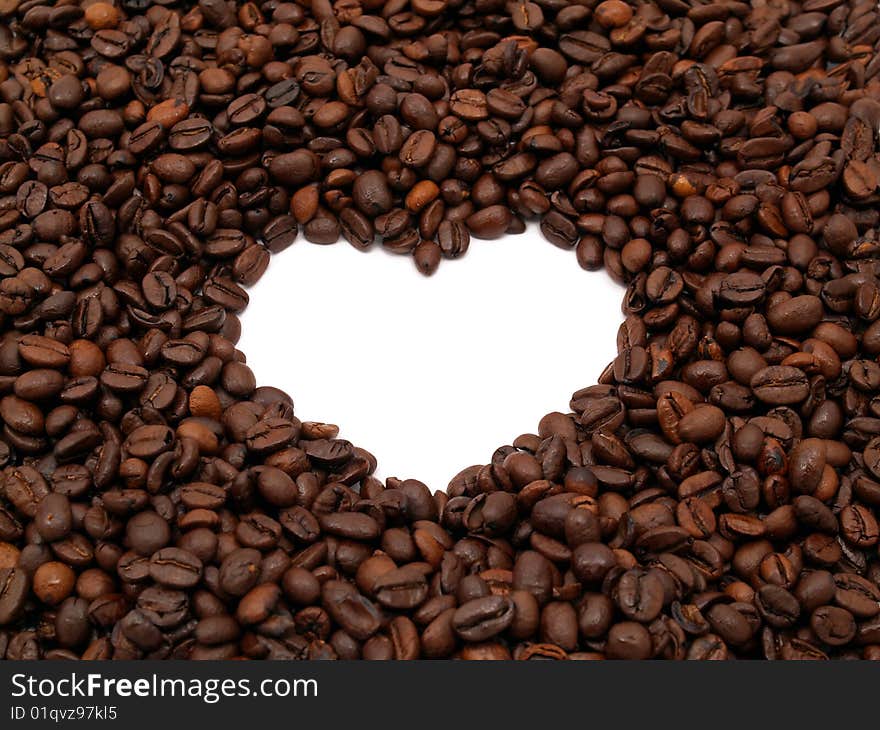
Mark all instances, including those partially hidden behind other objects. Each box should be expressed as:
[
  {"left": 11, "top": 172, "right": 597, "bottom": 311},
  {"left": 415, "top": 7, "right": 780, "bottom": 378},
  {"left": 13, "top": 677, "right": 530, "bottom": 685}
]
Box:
[{"left": 239, "top": 225, "right": 624, "bottom": 491}]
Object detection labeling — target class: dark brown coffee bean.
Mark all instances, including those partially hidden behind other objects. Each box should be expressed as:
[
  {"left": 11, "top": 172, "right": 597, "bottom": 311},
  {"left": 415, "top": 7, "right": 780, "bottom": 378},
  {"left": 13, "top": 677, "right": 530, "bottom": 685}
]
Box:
[
  {"left": 0, "top": 568, "right": 29, "bottom": 625},
  {"left": 810, "top": 605, "right": 856, "bottom": 646},
  {"left": 605, "top": 621, "right": 652, "bottom": 659},
  {"left": 751, "top": 366, "right": 810, "bottom": 405},
  {"left": 452, "top": 595, "right": 514, "bottom": 641},
  {"left": 373, "top": 566, "right": 429, "bottom": 610},
  {"left": 34, "top": 493, "right": 72, "bottom": 542},
  {"left": 466, "top": 205, "right": 511, "bottom": 240},
  {"left": 220, "top": 548, "right": 263, "bottom": 597},
  {"left": 149, "top": 547, "right": 203, "bottom": 588}
]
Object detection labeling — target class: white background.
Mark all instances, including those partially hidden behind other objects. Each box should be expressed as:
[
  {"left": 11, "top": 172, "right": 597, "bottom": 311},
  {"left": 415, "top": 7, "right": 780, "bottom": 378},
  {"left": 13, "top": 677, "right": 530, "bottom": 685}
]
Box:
[{"left": 239, "top": 224, "right": 624, "bottom": 492}]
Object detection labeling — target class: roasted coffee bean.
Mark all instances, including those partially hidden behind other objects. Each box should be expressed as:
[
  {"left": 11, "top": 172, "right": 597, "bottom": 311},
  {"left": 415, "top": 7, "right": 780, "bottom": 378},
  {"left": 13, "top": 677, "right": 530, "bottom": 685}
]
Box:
[
  {"left": 33, "top": 561, "right": 76, "bottom": 606},
  {"left": 466, "top": 206, "right": 511, "bottom": 240},
  {"left": 148, "top": 548, "right": 203, "bottom": 589},
  {"left": 605, "top": 621, "right": 652, "bottom": 659},
  {"left": 751, "top": 367, "right": 810, "bottom": 405},
  {"left": 373, "top": 566, "right": 429, "bottom": 610},
  {"left": 34, "top": 493, "right": 72, "bottom": 542},
  {"left": 0, "top": 568, "right": 29, "bottom": 625},
  {"left": 220, "top": 548, "right": 263, "bottom": 597},
  {"left": 614, "top": 569, "right": 664, "bottom": 623},
  {"left": 452, "top": 595, "right": 514, "bottom": 641},
  {"left": 811, "top": 605, "right": 856, "bottom": 646}
]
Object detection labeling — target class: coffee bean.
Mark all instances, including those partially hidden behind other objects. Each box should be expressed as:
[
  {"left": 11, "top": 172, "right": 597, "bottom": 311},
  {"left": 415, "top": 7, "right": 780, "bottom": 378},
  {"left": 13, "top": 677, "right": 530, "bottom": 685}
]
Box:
[
  {"left": 33, "top": 561, "right": 76, "bottom": 606},
  {"left": 148, "top": 548, "right": 202, "bottom": 589},
  {"left": 319, "top": 512, "right": 380, "bottom": 541},
  {"left": 605, "top": 621, "right": 652, "bottom": 659},
  {"left": 756, "top": 585, "right": 801, "bottom": 628},
  {"left": 437, "top": 221, "right": 469, "bottom": 259},
  {"left": 811, "top": 605, "right": 856, "bottom": 646},
  {"left": 541, "top": 211, "right": 579, "bottom": 249},
  {"left": 19, "top": 335, "right": 70, "bottom": 368},
  {"left": 236, "top": 583, "right": 280, "bottom": 626},
  {"left": 751, "top": 366, "right": 810, "bottom": 405},
  {"left": 127, "top": 511, "right": 171, "bottom": 557},
  {"left": 373, "top": 566, "right": 429, "bottom": 610},
  {"left": 34, "top": 493, "right": 72, "bottom": 542},
  {"left": 466, "top": 205, "right": 511, "bottom": 240},
  {"left": 0, "top": 568, "right": 29, "bottom": 625},
  {"left": 452, "top": 595, "right": 514, "bottom": 641},
  {"left": 322, "top": 581, "right": 381, "bottom": 641},
  {"left": 353, "top": 171, "right": 393, "bottom": 216},
  {"left": 835, "top": 574, "right": 880, "bottom": 619},
  {"left": 614, "top": 569, "right": 664, "bottom": 623},
  {"left": 220, "top": 548, "right": 263, "bottom": 597}
]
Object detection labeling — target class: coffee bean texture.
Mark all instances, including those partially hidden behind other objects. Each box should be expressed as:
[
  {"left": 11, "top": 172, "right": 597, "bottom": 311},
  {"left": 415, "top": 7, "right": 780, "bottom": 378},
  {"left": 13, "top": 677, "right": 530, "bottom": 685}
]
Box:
[{"left": 0, "top": 0, "right": 879, "bottom": 660}]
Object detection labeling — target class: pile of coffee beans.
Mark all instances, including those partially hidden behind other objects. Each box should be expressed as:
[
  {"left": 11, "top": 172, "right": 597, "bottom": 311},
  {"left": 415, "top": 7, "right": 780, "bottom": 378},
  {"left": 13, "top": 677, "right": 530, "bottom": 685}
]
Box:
[{"left": 2, "top": 0, "right": 880, "bottom": 660}]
